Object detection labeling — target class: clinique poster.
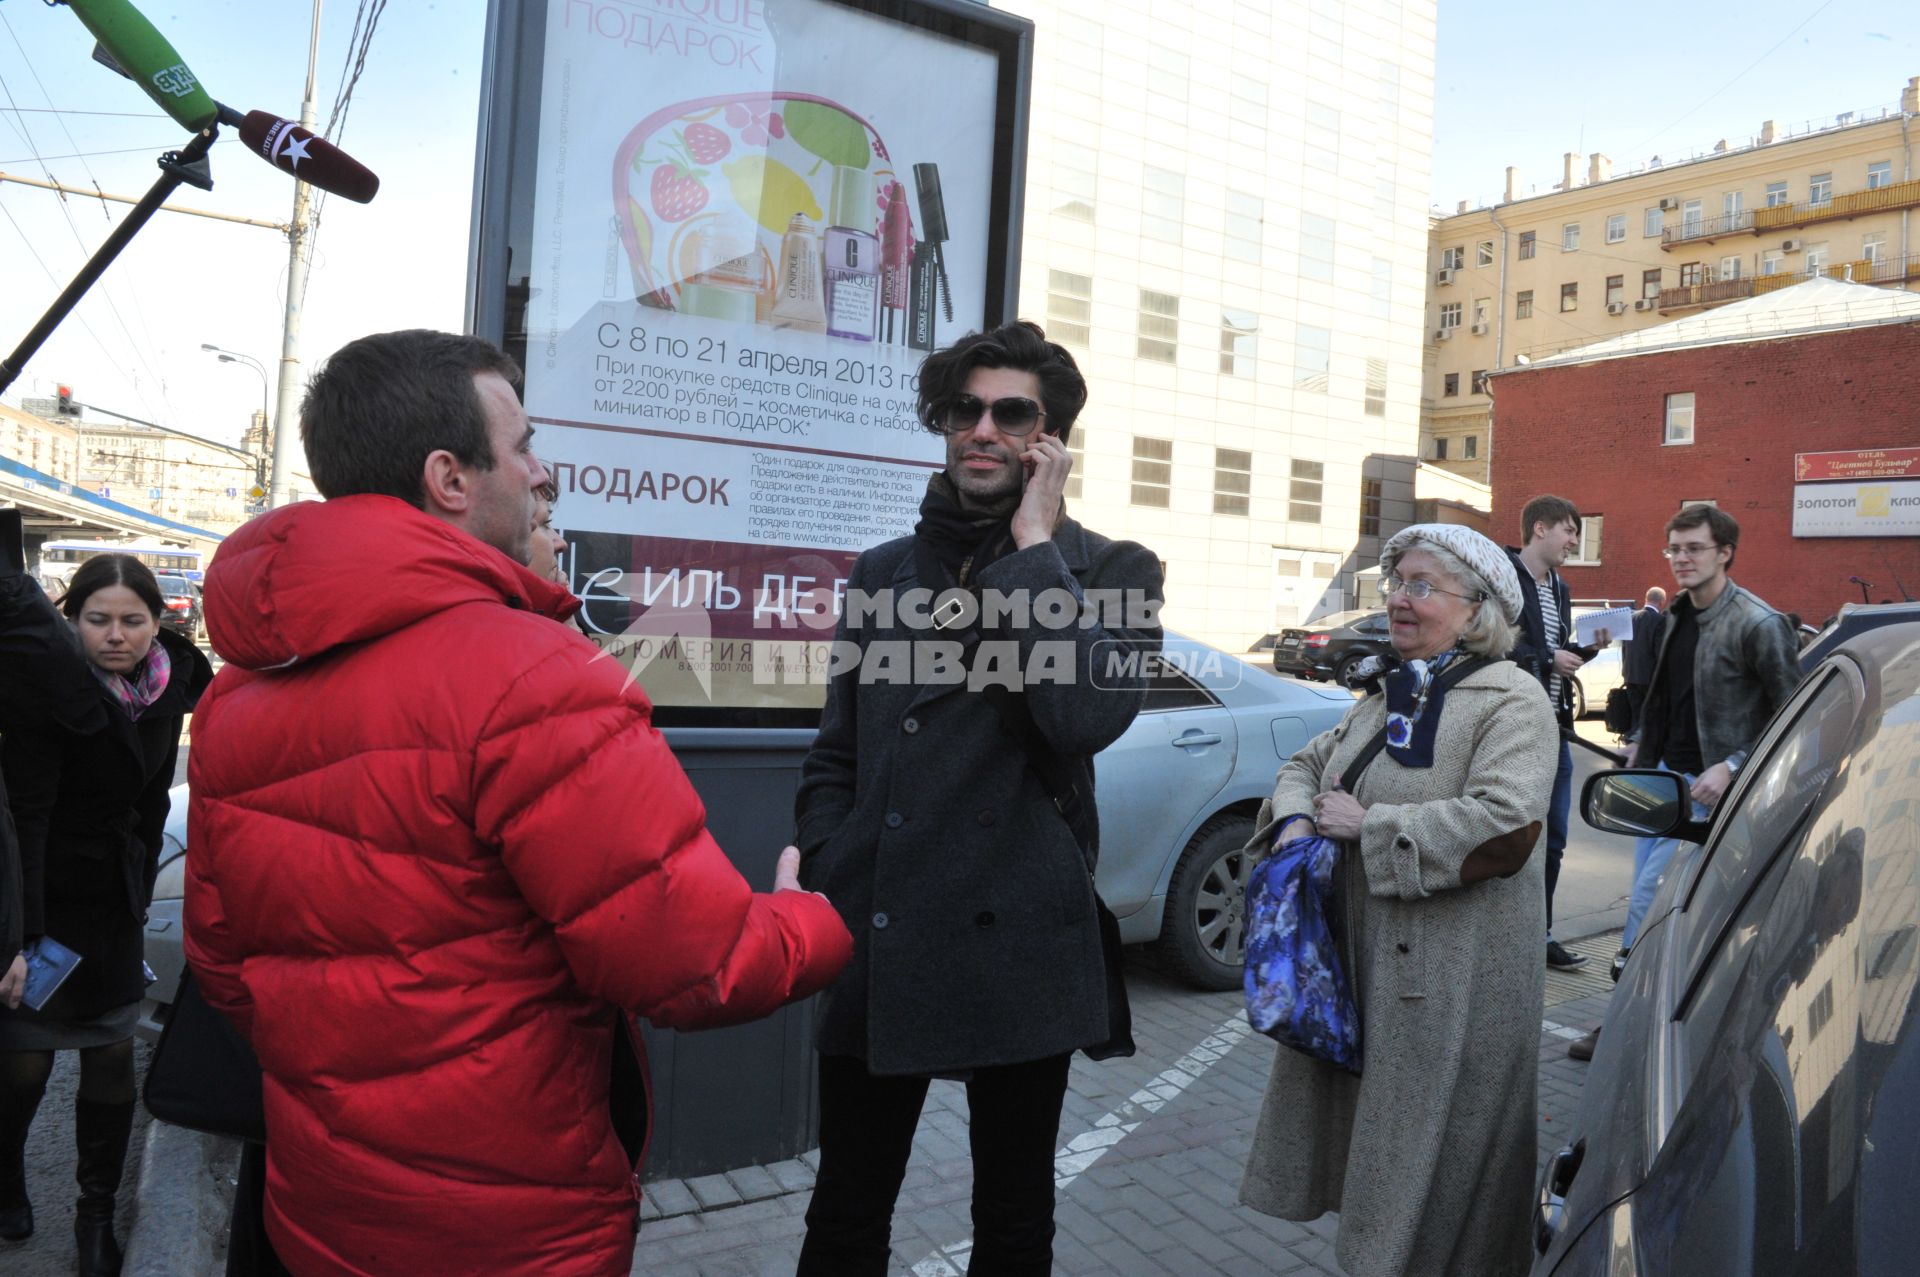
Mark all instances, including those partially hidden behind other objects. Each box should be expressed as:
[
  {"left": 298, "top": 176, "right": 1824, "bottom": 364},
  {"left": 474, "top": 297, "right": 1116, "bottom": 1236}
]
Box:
[{"left": 522, "top": 0, "right": 1011, "bottom": 709}]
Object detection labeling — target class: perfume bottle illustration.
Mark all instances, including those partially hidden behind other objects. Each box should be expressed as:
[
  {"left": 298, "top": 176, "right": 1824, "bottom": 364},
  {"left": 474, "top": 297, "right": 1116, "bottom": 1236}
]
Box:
[
  {"left": 772, "top": 213, "right": 828, "bottom": 333},
  {"left": 824, "top": 166, "right": 881, "bottom": 343}
]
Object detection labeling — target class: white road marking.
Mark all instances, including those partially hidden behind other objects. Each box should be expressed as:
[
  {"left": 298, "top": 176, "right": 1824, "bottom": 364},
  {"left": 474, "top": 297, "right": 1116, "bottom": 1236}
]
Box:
[{"left": 1543, "top": 1018, "right": 1588, "bottom": 1041}]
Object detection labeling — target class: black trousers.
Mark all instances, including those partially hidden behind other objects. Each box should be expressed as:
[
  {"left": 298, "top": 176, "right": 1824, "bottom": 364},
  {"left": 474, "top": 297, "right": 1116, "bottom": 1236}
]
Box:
[{"left": 797, "top": 1052, "right": 1071, "bottom": 1277}]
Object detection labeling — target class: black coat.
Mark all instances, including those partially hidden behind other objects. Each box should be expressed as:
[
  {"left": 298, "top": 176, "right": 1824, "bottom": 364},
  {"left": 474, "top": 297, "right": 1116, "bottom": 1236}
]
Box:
[
  {"left": 1501, "top": 546, "right": 1573, "bottom": 721},
  {"left": 795, "top": 519, "right": 1163, "bottom": 1075},
  {"left": 2, "top": 627, "right": 211, "bottom": 1018},
  {"left": 1623, "top": 605, "right": 1664, "bottom": 687}
]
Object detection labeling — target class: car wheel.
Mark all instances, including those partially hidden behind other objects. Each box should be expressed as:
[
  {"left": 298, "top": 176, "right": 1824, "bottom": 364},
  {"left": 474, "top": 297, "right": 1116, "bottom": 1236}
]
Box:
[
  {"left": 1153, "top": 813, "right": 1257, "bottom": 991},
  {"left": 1334, "top": 651, "right": 1369, "bottom": 688},
  {"left": 1572, "top": 677, "right": 1588, "bottom": 719}
]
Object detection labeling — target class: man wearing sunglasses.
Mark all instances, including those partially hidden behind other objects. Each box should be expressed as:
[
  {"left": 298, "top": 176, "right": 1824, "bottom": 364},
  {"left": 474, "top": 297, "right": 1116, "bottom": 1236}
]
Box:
[
  {"left": 1565, "top": 503, "right": 1799, "bottom": 1061},
  {"left": 794, "top": 321, "right": 1163, "bottom": 1276}
]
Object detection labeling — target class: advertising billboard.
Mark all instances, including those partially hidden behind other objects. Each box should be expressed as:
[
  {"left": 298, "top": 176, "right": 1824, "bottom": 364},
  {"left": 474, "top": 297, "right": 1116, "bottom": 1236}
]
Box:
[
  {"left": 1792, "top": 480, "right": 1920, "bottom": 538},
  {"left": 470, "top": 0, "right": 1031, "bottom": 720}
]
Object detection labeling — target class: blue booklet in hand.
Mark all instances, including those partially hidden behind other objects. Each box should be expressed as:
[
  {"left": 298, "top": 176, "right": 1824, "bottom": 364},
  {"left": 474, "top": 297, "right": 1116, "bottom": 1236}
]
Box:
[{"left": 22, "top": 936, "right": 83, "bottom": 1012}]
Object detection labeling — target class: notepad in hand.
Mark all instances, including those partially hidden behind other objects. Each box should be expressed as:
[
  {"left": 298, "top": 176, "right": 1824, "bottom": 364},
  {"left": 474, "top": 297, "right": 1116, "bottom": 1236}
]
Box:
[{"left": 22, "top": 936, "right": 82, "bottom": 1012}]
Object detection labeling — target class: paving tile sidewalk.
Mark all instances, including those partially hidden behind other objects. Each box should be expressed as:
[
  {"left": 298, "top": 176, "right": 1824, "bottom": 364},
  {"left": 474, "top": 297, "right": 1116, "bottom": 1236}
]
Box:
[{"left": 630, "top": 935, "right": 1625, "bottom": 1276}]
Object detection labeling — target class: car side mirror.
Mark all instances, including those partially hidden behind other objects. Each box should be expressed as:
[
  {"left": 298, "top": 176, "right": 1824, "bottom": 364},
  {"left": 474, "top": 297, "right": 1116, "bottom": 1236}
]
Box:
[{"left": 1581, "top": 770, "right": 1695, "bottom": 838}]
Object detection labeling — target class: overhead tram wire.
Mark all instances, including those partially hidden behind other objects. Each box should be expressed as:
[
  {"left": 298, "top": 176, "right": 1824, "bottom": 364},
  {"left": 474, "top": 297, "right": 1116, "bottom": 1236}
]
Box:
[
  {"left": 0, "top": 106, "right": 169, "bottom": 119},
  {"left": 303, "top": 0, "right": 388, "bottom": 298}
]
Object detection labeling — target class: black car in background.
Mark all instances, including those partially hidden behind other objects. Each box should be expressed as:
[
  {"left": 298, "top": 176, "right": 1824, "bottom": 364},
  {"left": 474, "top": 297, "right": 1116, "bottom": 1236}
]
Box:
[
  {"left": 1270, "top": 609, "right": 1390, "bottom": 685},
  {"left": 1533, "top": 619, "right": 1920, "bottom": 1275},
  {"left": 153, "top": 572, "right": 202, "bottom": 640}
]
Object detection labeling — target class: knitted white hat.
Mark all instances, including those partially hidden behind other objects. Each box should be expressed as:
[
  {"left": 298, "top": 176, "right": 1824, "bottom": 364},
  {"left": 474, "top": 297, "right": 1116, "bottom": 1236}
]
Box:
[{"left": 1380, "top": 523, "right": 1524, "bottom": 623}]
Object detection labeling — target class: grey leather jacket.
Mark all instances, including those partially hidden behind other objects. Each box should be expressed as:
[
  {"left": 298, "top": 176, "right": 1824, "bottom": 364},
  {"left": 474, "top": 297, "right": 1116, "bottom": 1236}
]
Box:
[{"left": 1635, "top": 580, "right": 1802, "bottom": 772}]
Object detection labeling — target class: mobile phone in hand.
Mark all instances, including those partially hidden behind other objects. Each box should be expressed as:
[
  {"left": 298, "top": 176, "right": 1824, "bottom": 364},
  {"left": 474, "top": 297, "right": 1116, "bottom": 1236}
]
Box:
[{"left": 2, "top": 509, "right": 24, "bottom": 574}]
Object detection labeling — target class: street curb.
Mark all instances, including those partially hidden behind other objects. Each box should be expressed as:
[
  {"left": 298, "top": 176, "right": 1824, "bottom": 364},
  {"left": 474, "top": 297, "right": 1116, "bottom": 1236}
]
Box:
[{"left": 123, "top": 1118, "right": 241, "bottom": 1276}]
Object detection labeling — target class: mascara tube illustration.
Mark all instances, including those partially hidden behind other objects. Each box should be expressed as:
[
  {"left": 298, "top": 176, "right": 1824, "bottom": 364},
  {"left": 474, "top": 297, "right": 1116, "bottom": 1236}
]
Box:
[{"left": 913, "top": 162, "right": 954, "bottom": 326}]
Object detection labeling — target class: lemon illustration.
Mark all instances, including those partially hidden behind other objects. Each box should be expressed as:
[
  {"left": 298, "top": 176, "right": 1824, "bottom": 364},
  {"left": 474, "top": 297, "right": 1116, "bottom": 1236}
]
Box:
[{"left": 722, "top": 156, "right": 824, "bottom": 236}]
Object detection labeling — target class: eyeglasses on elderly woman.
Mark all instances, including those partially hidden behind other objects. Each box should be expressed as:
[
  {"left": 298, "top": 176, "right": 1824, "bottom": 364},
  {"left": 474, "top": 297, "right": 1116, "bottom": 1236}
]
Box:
[{"left": 1382, "top": 575, "right": 1487, "bottom": 604}]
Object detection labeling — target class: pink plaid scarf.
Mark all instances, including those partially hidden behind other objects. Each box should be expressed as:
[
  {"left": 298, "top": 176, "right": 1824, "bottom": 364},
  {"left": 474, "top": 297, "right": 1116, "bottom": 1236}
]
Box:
[{"left": 93, "top": 642, "right": 172, "bottom": 721}]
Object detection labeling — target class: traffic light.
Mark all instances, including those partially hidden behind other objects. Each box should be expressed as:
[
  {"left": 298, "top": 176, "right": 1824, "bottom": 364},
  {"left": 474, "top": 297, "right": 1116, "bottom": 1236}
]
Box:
[{"left": 56, "top": 385, "right": 77, "bottom": 417}]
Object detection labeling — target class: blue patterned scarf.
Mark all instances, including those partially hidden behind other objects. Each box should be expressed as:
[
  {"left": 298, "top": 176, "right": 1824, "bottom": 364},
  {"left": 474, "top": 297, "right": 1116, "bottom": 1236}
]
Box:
[
  {"left": 1382, "top": 648, "right": 1463, "bottom": 768},
  {"left": 92, "top": 642, "right": 172, "bottom": 722}
]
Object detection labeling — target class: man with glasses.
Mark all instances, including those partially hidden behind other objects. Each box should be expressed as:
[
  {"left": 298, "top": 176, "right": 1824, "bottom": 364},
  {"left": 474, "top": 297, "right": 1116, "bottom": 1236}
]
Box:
[
  {"left": 1501, "top": 495, "right": 1592, "bottom": 971},
  {"left": 1566, "top": 503, "right": 1798, "bottom": 1060},
  {"left": 793, "top": 321, "right": 1162, "bottom": 1275}
]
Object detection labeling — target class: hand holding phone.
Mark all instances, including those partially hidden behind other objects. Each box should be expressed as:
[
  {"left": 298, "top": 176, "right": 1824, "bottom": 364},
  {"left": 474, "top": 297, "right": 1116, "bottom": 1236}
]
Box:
[{"left": 2, "top": 509, "right": 25, "bottom": 575}]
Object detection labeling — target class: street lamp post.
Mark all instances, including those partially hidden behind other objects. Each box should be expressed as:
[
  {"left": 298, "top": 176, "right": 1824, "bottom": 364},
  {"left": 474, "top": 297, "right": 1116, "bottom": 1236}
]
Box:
[{"left": 201, "top": 343, "right": 270, "bottom": 495}]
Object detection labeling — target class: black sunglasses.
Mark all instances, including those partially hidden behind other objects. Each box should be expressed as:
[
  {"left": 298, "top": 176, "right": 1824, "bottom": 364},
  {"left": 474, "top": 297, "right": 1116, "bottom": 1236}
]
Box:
[{"left": 932, "top": 393, "right": 1048, "bottom": 437}]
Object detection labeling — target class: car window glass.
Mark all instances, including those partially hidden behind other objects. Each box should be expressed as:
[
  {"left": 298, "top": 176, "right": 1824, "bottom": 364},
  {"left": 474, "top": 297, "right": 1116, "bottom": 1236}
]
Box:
[
  {"left": 1139, "top": 663, "right": 1220, "bottom": 713},
  {"left": 1676, "top": 671, "right": 1858, "bottom": 1025},
  {"left": 1355, "top": 613, "right": 1388, "bottom": 635}
]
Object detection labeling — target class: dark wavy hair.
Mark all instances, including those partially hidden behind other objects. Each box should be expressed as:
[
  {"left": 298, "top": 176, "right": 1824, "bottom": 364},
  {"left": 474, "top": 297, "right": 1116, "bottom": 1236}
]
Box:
[
  {"left": 1668, "top": 503, "right": 1741, "bottom": 570},
  {"left": 302, "top": 329, "right": 522, "bottom": 507},
  {"left": 915, "top": 321, "right": 1088, "bottom": 447},
  {"left": 60, "top": 553, "right": 163, "bottom": 621}
]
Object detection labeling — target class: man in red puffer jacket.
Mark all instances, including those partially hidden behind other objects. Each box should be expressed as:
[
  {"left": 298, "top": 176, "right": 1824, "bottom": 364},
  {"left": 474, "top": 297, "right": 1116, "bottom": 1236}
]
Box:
[{"left": 185, "top": 330, "right": 852, "bottom": 1276}]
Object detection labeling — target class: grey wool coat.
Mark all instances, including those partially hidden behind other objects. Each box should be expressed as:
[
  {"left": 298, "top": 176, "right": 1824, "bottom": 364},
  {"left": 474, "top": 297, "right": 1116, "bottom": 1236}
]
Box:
[
  {"left": 794, "top": 518, "right": 1163, "bottom": 1075},
  {"left": 1240, "top": 658, "right": 1557, "bottom": 1277}
]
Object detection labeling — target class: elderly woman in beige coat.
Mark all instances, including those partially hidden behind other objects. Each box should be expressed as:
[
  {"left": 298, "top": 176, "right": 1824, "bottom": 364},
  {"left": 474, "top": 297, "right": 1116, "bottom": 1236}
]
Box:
[{"left": 1240, "top": 523, "right": 1559, "bottom": 1277}]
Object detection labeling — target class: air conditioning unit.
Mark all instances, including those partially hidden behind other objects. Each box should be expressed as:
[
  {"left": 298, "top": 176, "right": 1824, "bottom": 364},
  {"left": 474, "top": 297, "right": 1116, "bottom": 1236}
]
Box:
[
  {"left": 1435, "top": 268, "right": 1457, "bottom": 285},
  {"left": 1659, "top": 197, "right": 1680, "bottom": 211},
  {"left": 1607, "top": 301, "right": 1629, "bottom": 315},
  {"left": 1469, "top": 322, "right": 1489, "bottom": 336},
  {"left": 1782, "top": 238, "right": 1802, "bottom": 252},
  {"left": 1634, "top": 298, "right": 1658, "bottom": 311},
  {"left": 1434, "top": 327, "right": 1454, "bottom": 341}
]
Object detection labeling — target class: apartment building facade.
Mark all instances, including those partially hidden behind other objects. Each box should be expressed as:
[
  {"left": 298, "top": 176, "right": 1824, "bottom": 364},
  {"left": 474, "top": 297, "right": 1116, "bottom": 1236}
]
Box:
[
  {"left": 78, "top": 423, "right": 264, "bottom": 534},
  {"left": 1424, "top": 75, "right": 1920, "bottom": 484},
  {"left": 995, "top": 0, "right": 1438, "bottom": 645},
  {"left": 0, "top": 402, "right": 80, "bottom": 484}
]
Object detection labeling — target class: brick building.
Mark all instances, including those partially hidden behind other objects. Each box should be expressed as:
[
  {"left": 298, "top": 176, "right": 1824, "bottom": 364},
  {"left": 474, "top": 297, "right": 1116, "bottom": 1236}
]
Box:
[{"left": 1488, "top": 277, "right": 1920, "bottom": 625}]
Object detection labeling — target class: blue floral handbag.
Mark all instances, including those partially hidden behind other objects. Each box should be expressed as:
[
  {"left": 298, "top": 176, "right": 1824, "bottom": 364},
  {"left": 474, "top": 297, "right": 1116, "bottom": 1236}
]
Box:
[{"left": 1243, "top": 822, "right": 1361, "bottom": 1073}]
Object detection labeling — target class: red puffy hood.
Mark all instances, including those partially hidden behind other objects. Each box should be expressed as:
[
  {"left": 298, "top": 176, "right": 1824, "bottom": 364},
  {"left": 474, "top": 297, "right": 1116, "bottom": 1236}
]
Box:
[{"left": 203, "top": 495, "right": 578, "bottom": 670}]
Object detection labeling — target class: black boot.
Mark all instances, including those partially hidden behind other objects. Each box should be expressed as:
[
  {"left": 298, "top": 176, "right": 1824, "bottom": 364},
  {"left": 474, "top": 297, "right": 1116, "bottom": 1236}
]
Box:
[
  {"left": 73, "top": 1097, "right": 135, "bottom": 1276},
  {"left": 0, "top": 1063, "right": 48, "bottom": 1241}
]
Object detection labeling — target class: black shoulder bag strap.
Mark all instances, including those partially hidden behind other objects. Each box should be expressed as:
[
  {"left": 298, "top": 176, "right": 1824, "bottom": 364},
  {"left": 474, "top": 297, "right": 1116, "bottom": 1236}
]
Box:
[{"left": 911, "top": 537, "right": 1132, "bottom": 1058}]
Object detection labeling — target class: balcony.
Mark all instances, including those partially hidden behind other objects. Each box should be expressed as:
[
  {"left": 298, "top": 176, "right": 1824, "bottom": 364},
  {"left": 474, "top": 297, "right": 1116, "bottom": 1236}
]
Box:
[
  {"left": 1662, "top": 210, "right": 1754, "bottom": 249},
  {"left": 1657, "top": 254, "right": 1918, "bottom": 311},
  {"left": 1751, "top": 176, "right": 1920, "bottom": 233}
]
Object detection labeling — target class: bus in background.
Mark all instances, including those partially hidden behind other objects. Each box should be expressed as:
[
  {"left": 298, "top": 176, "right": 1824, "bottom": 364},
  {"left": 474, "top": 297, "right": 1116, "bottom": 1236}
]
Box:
[{"left": 37, "top": 538, "right": 206, "bottom": 593}]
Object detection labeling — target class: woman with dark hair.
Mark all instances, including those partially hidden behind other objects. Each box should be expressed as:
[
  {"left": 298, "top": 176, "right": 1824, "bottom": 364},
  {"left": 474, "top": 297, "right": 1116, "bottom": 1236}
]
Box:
[{"left": 1, "top": 553, "right": 211, "bottom": 1275}]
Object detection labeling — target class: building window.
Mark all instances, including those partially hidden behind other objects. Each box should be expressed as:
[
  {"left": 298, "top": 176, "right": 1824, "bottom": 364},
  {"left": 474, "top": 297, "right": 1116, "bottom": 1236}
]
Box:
[
  {"left": 1682, "top": 199, "right": 1703, "bottom": 234},
  {"left": 1137, "top": 289, "right": 1179, "bottom": 363},
  {"left": 1518, "top": 230, "right": 1536, "bottom": 260},
  {"left": 1472, "top": 298, "right": 1490, "bottom": 330},
  {"left": 1065, "top": 434, "right": 1084, "bottom": 501},
  {"left": 1560, "top": 282, "right": 1578, "bottom": 312},
  {"left": 1720, "top": 255, "right": 1743, "bottom": 281},
  {"left": 1046, "top": 270, "right": 1092, "bottom": 347},
  {"left": 1809, "top": 172, "right": 1832, "bottom": 206},
  {"left": 1293, "top": 325, "right": 1331, "bottom": 391},
  {"left": 1229, "top": 73, "right": 1268, "bottom": 141},
  {"left": 1299, "top": 213, "right": 1337, "bottom": 282},
  {"left": 1644, "top": 207, "right": 1663, "bottom": 237},
  {"left": 1360, "top": 476, "right": 1382, "bottom": 537},
  {"left": 1142, "top": 166, "right": 1184, "bottom": 242},
  {"left": 1053, "top": 141, "right": 1097, "bottom": 221},
  {"left": 1226, "top": 190, "right": 1264, "bottom": 264},
  {"left": 1305, "top": 100, "right": 1341, "bottom": 172},
  {"left": 1561, "top": 222, "right": 1580, "bottom": 251},
  {"left": 1867, "top": 160, "right": 1893, "bottom": 190},
  {"left": 1764, "top": 180, "right": 1788, "bottom": 208},
  {"left": 1440, "top": 245, "right": 1464, "bottom": 271},
  {"left": 1442, "top": 372, "right": 1459, "bottom": 397},
  {"left": 1438, "top": 301, "right": 1462, "bottom": 330},
  {"left": 1606, "top": 275, "right": 1624, "bottom": 306},
  {"left": 1723, "top": 190, "right": 1744, "bottom": 220},
  {"left": 1463, "top": 435, "right": 1479, "bottom": 460},
  {"left": 1606, "top": 214, "right": 1626, "bottom": 243},
  {"left": 1375, "top": 174, "right": 1398, "bottom": 223},
  {"left": 1364, "top": 358, "right": 1387, "bottom": 417},
  {"left": 1219, "top": 308, "right": 1258, "bottom": 377},
  {"left": 1434, "top": 436, "right": 1449, "bottom": 460},
  {"left": 1470, "top": 369, "right": 1489, "bottom": 395},
  {"left": 1679, "top": 262, "right": 1703, "bottom": 288},
  {"left": 1476, "top": 240, "right": 1494, "bottom": 267},
  {"left": 1643, "top": 268, "right": 1662, "bottom": 299},
  {"left": 1146, "top": 46, "right": 1189, "bottom": 124},
  {"left": 1131, "top": 437, "right": 1172, "bottom": 507},
  {"left": 1515, "top": 289, "right": 1534, "bottom": 319},
  {"left": 1568, "top": 515, "right": 1603, "bottom": 564},
  {"left": 1806, "top": 242, "right": 1829, "bottom": 275},
  {"left": 1370, "top": 257, "right": 1393, "bottom": 320},
  {"left": 1213, "top": 447, "right": 1252, "bottom": 516},
  {"left": 1290, "top": 459, "right": 1324, "bottom": 523},
  {"left": 1664, "top": 392, "right": 1695, "bottom": 445},
  {"left": 1864, "top": 233, "right": 1887, "bottom": 265},
  {"left": 1761, "top": 248, "right": 1785, "bottom": 275}
]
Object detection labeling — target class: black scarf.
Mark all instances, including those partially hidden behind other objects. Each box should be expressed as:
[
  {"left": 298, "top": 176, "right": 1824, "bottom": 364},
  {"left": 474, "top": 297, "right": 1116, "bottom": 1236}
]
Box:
[{"left": 913, "top": 473, "right": 1021, "bottom": 585}]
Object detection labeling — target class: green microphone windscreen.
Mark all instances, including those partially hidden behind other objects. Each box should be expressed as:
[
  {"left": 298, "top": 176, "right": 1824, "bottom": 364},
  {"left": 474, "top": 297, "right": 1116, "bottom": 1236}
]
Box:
[{"left": 64, "top": 0, "right": 218, "bottom": 132}]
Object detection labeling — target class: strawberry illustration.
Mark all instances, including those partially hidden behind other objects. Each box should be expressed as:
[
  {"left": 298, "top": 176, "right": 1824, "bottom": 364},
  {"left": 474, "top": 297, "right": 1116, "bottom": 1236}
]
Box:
[
  {"left": 683, "top": 123, "right": 730, "bottom": 164},
  {"left": 650, "top": 161, "right": 709, "bottom": 222}
]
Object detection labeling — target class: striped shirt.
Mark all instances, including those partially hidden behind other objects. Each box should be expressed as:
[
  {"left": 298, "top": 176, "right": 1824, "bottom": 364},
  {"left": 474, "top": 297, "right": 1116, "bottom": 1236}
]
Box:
[{"left": 1536, "top": 575, "right": 1563, "bottom": 707}]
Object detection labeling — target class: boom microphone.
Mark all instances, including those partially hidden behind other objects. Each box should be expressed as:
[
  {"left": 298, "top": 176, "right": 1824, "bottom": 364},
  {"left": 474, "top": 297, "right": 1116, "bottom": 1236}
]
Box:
[
  {"left": 235, "top": 110, "right": 381, "bottom": 204},
  {"left": 64, "top": 0, "right": 219, "bottom": 132}
]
